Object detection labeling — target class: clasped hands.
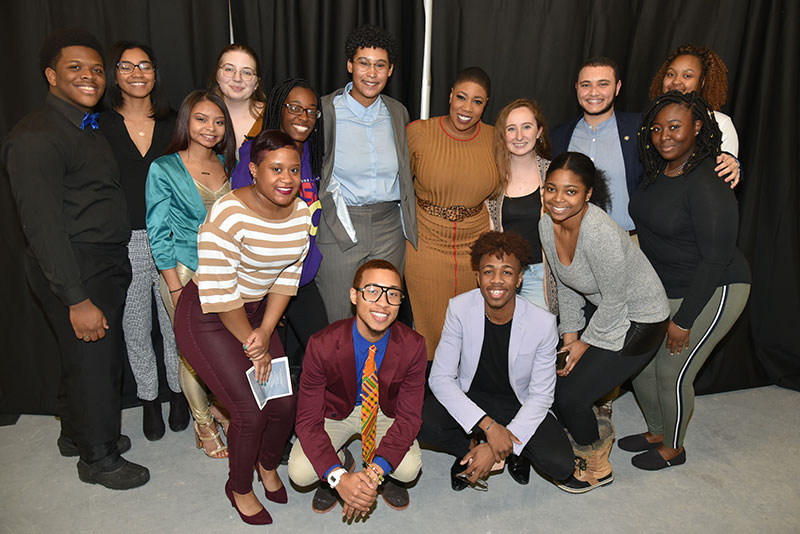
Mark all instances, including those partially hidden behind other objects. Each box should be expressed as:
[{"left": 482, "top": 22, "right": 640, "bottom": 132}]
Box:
[
  {"left": 244, "top": 326, "right": 273, "bottom": 383},
  {"left": 338, "top": 464, "right": 384, "bottom": 521},
  {"left": 459, "top": 416, "right": 521, "bottom": 485}
]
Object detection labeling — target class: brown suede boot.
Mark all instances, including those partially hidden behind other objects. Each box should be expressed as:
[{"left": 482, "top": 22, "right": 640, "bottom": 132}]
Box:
[{"left": 556, "top": 418, "right": 615, "bottom": 494}]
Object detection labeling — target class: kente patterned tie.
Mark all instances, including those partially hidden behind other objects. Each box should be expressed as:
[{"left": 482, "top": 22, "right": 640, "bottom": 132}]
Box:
[{"left": 361, "top": 344, "right": 378, "bottom": 464}]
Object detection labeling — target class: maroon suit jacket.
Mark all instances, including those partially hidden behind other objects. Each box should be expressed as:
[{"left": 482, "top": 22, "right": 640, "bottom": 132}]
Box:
[{"left": 295, "top": 317, "right": 427, "bottom": 479}]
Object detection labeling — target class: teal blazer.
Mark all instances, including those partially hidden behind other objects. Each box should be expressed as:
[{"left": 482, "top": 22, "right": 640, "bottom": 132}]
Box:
[{"left": 145, "top": 152, "right": 226, "bottom": 272}]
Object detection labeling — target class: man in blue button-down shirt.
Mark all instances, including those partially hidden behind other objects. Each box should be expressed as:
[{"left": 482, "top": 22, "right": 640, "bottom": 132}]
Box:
[{"left": 315, "top": 25, "right": 418, "bottom": 322}]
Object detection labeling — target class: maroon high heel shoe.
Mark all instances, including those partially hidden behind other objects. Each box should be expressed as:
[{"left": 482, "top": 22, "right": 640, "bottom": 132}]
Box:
[
  {"left": 256, "top": 463, "right": 288, "bottom": 504},
  {"left": 224, "top": 480, "right": 273, "bottom": 525}
]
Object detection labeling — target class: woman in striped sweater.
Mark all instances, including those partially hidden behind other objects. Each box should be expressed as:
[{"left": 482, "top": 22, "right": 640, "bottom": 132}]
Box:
[{"left": 174, "top": 130, "right": 310, "bottom": 525}]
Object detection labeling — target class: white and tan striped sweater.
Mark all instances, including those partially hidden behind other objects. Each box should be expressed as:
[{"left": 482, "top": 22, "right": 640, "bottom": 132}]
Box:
[{"left": 194, "top": 192, "right": 310, "bottom": 314}]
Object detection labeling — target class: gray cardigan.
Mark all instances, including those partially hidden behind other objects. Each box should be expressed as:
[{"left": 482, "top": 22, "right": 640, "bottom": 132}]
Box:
[
  {"left": 539, "top": 204, "right": 669, "bottom": 351},
  {"left": 318, "top": 88, "right": 417, "bottom": 251}
]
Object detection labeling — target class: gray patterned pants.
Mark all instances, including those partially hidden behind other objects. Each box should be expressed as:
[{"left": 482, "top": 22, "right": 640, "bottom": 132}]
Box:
[{"left": 123, "top": 230, "right": 181, "bottom": 400}]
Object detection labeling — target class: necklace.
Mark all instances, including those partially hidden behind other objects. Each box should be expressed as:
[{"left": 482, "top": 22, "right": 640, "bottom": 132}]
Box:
[
  {"left": 665, "top": 159, "right": 689, "bottom": 177},
  {"left": 119, "top": 110, "right": 153, "bottom": 138}
]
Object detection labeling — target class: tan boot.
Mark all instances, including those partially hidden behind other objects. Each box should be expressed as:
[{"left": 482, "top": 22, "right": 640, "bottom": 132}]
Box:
[{"left": 555, "top": 419, "right": 615, "bottom": 494}]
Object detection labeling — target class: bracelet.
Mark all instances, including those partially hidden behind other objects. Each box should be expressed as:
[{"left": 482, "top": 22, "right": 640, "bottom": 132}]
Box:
[
  {"left": 169, "top": 286, "right": 183, "bottom": 294},
  {"left": 674, "top": 324, "right": 690, "bottom": 332},
  {"left": 367, "top": 463, "right": 385, "bottom": 484},
  {"left": 484, "top": 418, "right": 495, "bottom": 432}
]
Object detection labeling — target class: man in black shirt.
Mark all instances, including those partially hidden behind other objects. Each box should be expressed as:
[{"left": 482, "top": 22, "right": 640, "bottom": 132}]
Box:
[
  {"left": 2, "top": 29, "right": 148, "bottom": 489},
  {"left": 419, "top": 231, "right": 573, "bottom": 491}
]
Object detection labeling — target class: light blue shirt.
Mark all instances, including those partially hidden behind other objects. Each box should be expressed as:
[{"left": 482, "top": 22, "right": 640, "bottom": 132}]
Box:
[
  {"left": 332, "top": 82, "right": 400, "bottom": 206},
  {"left": 569, "top": 113, "right": 635, "bottom": 231}
]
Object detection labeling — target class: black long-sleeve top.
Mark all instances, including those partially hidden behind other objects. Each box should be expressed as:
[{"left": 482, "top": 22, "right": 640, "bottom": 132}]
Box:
[
  {"left": 98, "top": 108, "right": 176, "bottom": 229},
  {"left": 2, "top": 94, "right": 131, "bottom": 306},
  {"left": 629, "top": 157, "right": 750, "bottom": 329}
]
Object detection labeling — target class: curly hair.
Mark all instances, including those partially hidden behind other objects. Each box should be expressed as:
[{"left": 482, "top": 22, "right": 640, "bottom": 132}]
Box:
[
  {"left": 105, "top": 41, "right": 171, "bottom": 120},
  {"left": 207, "top": 43, "right": 267, "bottom": 118},
  {"left": 345, "top": 25, "right": 398, "bottom": 65},
  {"left": 470, "top": 231, "right": 532, "bottom": 272},
  {"left": 545, "top": 152, "right": 612, "bottom": 213},
  {"left": 39, "top": 28, "right": 103, "bottom": 86},
  {"left": 494, "top": 98, "right": 551, "bottom": 186},
  {"left": 648, "top": 44, "right": 728, "bottom": 110},
  {"left": 260, "top": 77, "right": 324, "bottom": 180},
  {"left": 353, "top": 259, "right": 402, "bottom": 289},
  {"left": 638, "top": 90, "right": 722, "bottom": 186},
  {"left": 165, "top": 90, "right": 237, "bottom": 177},
  {"left": 454, "top": 66, "right": 491, "bottom": 99}
]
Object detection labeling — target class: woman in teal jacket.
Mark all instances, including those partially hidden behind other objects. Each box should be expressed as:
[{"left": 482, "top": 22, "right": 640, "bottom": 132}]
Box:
[{"left": 146, "top": 89, "right": 236, "bottom": 458}]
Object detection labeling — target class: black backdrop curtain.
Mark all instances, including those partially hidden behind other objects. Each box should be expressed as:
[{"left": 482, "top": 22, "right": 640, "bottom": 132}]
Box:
[
  {"left": 229, "top": 0, "right": 425, "bottom": 114},
  {"left": 1, "top": 0, "right": 797, "bottom": 417}
]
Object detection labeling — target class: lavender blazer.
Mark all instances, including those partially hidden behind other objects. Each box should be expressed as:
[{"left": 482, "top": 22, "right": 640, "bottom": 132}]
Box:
[{"left": 429, "top": 289, "right": 559, "bottom": 455}]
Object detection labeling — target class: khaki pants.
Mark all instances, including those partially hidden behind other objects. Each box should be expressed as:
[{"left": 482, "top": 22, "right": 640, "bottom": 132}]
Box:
[{"left": 288, "top": 406, "right": 422, "bottom": 486}]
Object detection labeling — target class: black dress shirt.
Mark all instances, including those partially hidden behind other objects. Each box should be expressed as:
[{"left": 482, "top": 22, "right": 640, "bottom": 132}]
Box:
[
  {"left": 2, "top": 94, "right": 131, "bottom": 306},
  {"left": 98, "top": 108, "right": 176, "bottom": 229}
]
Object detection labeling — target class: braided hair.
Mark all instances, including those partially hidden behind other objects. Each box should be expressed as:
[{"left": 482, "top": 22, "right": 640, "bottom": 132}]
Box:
[
  {"left": 637, "top": 90, "right": 722, "bottom": 186},
  {"left": 648, "top": 44, "right": 729, "bottom": 110},
  {"left": 262, "top": 78, "right": 324, "bottom": 180}
]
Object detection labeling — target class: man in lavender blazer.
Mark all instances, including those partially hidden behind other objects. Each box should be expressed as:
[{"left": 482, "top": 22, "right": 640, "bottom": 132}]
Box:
[{"left": 419, "top": 232, "right": 573, "bottom": 490}]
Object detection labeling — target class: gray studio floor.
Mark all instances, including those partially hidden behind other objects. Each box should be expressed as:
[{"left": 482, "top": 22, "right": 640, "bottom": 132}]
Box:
[{"left": 1, "top": 385, "right": 799, "bottom": 534}]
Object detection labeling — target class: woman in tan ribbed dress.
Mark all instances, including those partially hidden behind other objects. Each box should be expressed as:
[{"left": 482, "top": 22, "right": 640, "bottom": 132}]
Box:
[{"left": 406, "top": 67, "right": 500, "bottom": 360}]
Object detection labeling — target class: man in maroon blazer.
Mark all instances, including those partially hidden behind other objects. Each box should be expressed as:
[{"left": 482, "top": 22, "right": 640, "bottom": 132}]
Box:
[{"left": 288, "top": 259, "right": 427, "bottom": 517}]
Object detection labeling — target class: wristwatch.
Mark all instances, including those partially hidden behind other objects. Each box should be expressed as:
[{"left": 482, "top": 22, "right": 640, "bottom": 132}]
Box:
[{"left": 327, "top": 467, "right": 347, "bottom": 488}]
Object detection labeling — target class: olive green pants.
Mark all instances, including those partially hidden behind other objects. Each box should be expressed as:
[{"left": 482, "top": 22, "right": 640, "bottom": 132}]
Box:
[{"left": 632, "top": 284, "right": 750, "bottom": 448}]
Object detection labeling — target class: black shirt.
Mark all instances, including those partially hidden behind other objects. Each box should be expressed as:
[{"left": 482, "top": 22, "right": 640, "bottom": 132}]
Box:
[
  {"left": 629, "top": 157, "right": 750, "bottom": 328},
  {"left": 98, "top": 108, "right": 176, "bottom": 229},
  {"left": 2, "top": 94, "right": 131, "bottom": 306},
  {"left": 468, "top": 316, "right": 518, "bottom": 403},
  {"left": 502, "top": 191, "right": 543, "bottom": 263}
]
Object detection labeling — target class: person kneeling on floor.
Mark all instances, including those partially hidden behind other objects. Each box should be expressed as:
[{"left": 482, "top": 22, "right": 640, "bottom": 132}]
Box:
[
  {"left": 419, "top": 231, "right": 574, "bottom": 491},
  {"left": 288, "top": 259, "right": 426, "bottom": 518}
]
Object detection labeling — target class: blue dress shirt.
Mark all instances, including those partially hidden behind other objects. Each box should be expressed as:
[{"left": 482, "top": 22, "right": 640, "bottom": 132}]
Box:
[
  {"left": 332, "top": 82, "right": 400, "bottom": 206},
  {"left": 569, "top": 114, "right": 635, "bottom": 231}
]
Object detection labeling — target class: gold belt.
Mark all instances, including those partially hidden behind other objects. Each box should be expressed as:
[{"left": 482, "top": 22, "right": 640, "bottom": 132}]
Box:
[{"left": 417, "top": 198, "right": 483, "bottom": 222}]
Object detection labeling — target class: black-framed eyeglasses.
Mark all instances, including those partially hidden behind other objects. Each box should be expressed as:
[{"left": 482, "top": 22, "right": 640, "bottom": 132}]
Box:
[
  {"left": 355, "top": 284, "right": 404, "bottom": 306},
  {"left": 218, "top": 63, "right": 256, "bottom": 81},
  {"left": 284, "top": 103, "right": 321, "bottom": 119},
  {"left": 117, "top": 61, "right": 154, "bottom": 74}
]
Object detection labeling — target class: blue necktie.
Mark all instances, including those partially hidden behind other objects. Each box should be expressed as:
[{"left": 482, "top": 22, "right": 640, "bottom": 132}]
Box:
[{"left": 80, "top": 112, "right": 99, "bottom": 131}]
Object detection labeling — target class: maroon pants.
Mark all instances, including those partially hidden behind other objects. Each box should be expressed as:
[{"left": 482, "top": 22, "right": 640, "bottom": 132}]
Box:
[{"left": 175, "top": 281, "right": 296, "bottom": 493}]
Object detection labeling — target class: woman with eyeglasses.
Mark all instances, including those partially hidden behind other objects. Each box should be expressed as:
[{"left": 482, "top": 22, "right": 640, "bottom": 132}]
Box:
[
  {"left": 145, "top": 90, "right": 236, "bottom": 459},
  {"left": 208, "top": 43, "right": 266, "bottom": 154},
  {"left": 231, "top": 78, "right": 329, "bottom": 365},
  {"left": 98, "top": 41, "right": 186, "bottom": 441},
  {"left": 174, "top": 129, "right": 309, "bottom": 525}
]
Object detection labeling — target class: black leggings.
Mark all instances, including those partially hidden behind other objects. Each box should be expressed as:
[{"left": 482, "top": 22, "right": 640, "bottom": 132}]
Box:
[{"left": 554, "top": 320, "right": 667, "bottom": 445}]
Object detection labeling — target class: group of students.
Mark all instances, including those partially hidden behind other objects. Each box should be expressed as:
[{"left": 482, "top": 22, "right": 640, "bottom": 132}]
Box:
[{"left": 2, "top": 23, "right": 750, "bottom": 526}]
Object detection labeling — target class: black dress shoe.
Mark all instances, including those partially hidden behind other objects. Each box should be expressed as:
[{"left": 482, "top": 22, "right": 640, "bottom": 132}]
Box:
[
  {"left": 77, "top": 457, "right": 150, "bottom": 490},
  {"left": 58, "top": 435, "right": 131, "bottom": 458},
  {"left": 507, "top": 453, "right": 530, "bottom": 485},
  {"left": 450, "top": 457, "right": 469, "bottom": 491},
  {"left": 312, "top": 482, "right": 339, "bottom": 514},
  {"left": 168, "top": 391, "right": 190, "bottom": 432},
  {"left": 381, "top": 477, "right": 409, "bottom": 510},
  {"left": 312, "top": 448, "right": 355, "bottom": 513},
  {"left": 142, "top": 399, "right": 165, "bottom": 441}
]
